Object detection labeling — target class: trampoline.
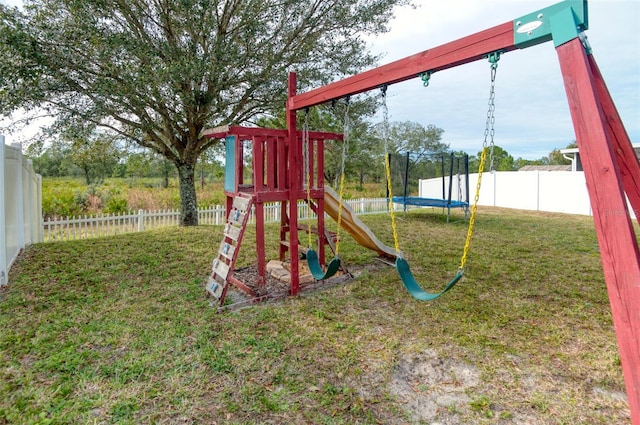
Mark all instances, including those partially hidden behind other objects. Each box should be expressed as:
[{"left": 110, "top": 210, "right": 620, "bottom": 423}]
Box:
[{"left": 387, "top": 151, "right": 470, "bottom": 221}]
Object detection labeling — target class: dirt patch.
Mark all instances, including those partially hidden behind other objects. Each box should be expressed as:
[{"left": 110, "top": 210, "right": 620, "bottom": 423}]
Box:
[
  {"left": 387, "top": 349, "right": 479, "bottom": 424},
  {"left": 221, "top": 261, "right": 356, "bottom": 308}
]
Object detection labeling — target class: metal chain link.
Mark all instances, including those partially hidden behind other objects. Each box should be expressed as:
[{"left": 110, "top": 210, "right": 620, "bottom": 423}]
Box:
[
  {"left": 485, "top": 62, "right": 498, "bottom": 172},
  {"left": 303, "top": 109, "right": 313, "bottom": 249},
  {"left": 459, "top": 54, "right": 499, "bottom": 273}
]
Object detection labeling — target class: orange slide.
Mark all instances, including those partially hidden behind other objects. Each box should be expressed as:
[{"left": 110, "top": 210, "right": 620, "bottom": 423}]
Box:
[{"left": 323, "top": 186, "right": 399, "bottom": 259}]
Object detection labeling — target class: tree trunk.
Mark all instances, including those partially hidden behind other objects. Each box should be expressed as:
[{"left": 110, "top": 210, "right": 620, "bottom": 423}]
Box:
[
  {"left": 177, "top": 162, "right": 198, "bottom": 226},
  {"left": 83, "top": 165, "right": 91, "bottom": 185}
]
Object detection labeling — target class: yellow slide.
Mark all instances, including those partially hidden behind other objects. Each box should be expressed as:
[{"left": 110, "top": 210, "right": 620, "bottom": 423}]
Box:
[{"left": 323, "top": 186, "right": 399, "bottom": 259}]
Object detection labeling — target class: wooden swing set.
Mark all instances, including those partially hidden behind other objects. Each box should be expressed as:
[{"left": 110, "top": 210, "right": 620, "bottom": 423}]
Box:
[
  {"left": 204, "top": 1, "right": 638, "bottom": 417},
  {"left": 285, "top": 0, "right": 640, "bottom": 418}
]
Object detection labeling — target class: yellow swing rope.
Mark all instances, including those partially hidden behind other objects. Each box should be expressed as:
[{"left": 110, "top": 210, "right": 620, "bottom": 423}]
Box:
[
  {"left": 384, "top": 151, "right": 402, "bottom": 256},
  {"left": 381, "top": 87, "right": 402, "bottom": 256},
  {"left": 334, "top": 99, "right": 350, "bottom": 257},
  {"left": 459, "top": 147, "right": 486, "bottom": 271},
  {"left": 459, "top": 53, "right": 498, "bottom": 273},
  {"left": 303, "top": 103, "right": 349, "bottom": 258}
]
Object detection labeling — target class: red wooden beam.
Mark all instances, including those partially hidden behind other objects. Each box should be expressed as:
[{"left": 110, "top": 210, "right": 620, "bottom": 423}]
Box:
[
  {"left": 202, "top": 125, "right": 342, "bottom": 142},
  {"left": 587, "top": 54, "right": 640, "bottom": 220},
  {"left": 255, "top": 202, "right": 266, "bottom": 289},
  {"left": 557, "top": 38, "right": 640, "bottom": 419},
  {"left": 289, "top": 22, "right": 517, "bottom": 111},
  {"left": 253, "top": 136, "right": 264, "bottom": 191}
]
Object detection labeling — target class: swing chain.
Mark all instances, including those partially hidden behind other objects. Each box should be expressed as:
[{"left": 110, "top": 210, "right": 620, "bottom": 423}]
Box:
[
  {"left": 303, "top": 108, "right": 314, "bottom": 249},
  {"left": 484, "top": 52, "right": 500, "bottom": 172},
  {"left": 459, "top": 53, "right": 500, "bottom": 273},
  {"left": 339, "top": 98, "right": 350, "bottom": 182},
  {"left": 303, "top": 108, "right": 311, "bottom": 190},
  {"left": 381, "top": 86, "right": 390, "bottom": 156}
]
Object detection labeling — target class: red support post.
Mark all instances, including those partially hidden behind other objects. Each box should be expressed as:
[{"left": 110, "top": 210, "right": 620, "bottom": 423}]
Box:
[
  {"left": 587, "top": 54, "right": 640, "bottom": 220},
  {"left": 236, "top": 138, "right": 243, "bottom": 187},
  {"left": 556, "top": 38, "right": 640, "bottom": 420},
  {"left": 266, "top": 137, "right": 276, "bottom": 191},
  {"left": 279, "top": 200, "right": 288, "bottom": 262},
  {"left": 253, "top": 136, "right": 264, "bottom": 192},
  {"left": 287, "top": 72, "right": 301, "bottom": 295},
  {"left": 278, "top": 136, "right": 287, "bottom": 190},
  {"left": 255, "top": 201, "right": 266, "bottom": 288}
]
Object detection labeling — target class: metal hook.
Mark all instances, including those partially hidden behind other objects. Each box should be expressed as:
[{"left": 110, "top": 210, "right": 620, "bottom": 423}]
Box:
[{"left": 420, "top": 71, "right": 432, "bottom": 87}]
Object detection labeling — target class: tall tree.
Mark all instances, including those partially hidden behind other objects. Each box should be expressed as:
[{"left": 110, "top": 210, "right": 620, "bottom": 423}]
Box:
[
  {"left": 68, "top": 134, "right": 121, "bottom": 185},
  {"left": 470, "top": 145, "right": 515, "bottom": 172},
  {"left": 0, "top": 0, "right": 409, "bottom": 225},
  {"left": 378, "top": 121, "right": 448, "bottom": 159},
  {"left": 25, "top": 138, "right": 75, "bottom": 177}
]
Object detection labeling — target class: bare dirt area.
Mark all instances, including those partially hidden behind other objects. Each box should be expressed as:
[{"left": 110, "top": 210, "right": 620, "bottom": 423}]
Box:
[
  {"left": 220, "top": 260, "right": 361, "bottom": 308},
  {"left": 387, "top": 349, "right": 480, "bottom": 424}
]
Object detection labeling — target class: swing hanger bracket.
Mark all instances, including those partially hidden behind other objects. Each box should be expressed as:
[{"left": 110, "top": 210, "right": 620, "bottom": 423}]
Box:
[
  {"left": 419, "top": 71, "right": 433, "bottom": 87},
  {"left": 485, "top": 51, "right": 503, "bottom": 69}
]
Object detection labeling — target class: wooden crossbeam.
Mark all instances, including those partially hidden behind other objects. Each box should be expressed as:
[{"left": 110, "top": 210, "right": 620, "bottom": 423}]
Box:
[{"left": 289, "top": 22, "right": 516, "bottom": 111}]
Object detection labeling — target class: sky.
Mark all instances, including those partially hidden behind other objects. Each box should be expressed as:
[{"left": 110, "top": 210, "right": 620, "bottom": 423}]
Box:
[
  {"left": 364, "top": 0, "right": 640, "bottom": 159},
  {"left": 1, "top": 0, "right": 638, "bottom": 160}
]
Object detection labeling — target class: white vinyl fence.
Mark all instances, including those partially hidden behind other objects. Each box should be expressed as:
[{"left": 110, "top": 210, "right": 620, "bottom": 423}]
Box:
[
  {"left": 1, "top": 136, "right": 43, "bottom": 286},
  {"left": 43, "top": 197, "right": 391, "bottom": 242},
  {"left": 420, "top": 170, "right": 637, "bottom": 219}
]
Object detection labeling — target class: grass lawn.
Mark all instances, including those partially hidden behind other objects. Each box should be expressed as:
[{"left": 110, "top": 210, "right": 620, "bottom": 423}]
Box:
[{"left": 0, "top": 207, "right": 630, "bottom": 424}]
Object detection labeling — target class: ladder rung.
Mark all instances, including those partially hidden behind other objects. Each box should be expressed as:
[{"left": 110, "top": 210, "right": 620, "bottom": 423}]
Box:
[
  {"left": 212, "top": 258, "right": 230, "bottom": 279},
  {"left": 228, "top": 210, "right": 247, "bottom": 225},
  {"left": 218, "top": 241, "right": 236, "bottom": 261},
  {"left": 280, "top": 240, "right": 309, "bottom": 254},
  {"left": 232, "top": 196, "right": 251, "bottom": 212},
  {"left": 206, "top": 276, "right": 225, "bottom": 299},
  {"left": 224, "top": 223, "right": 242, "bottom": 241}
]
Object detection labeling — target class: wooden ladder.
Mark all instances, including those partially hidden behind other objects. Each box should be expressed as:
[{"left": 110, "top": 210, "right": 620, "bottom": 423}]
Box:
[{"left": 205, "top": 194, "right": 254, "bottom": 305}]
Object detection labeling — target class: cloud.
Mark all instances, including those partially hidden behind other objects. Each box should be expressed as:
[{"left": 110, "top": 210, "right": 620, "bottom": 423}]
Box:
[{"left": 366, "top": 0, "right": 640, "bottom": 159}]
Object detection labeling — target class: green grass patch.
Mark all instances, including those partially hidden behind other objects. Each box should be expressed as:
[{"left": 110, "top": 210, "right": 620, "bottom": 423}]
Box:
[{"left": 0, "top": 207, "right": 630, "bottom": 424}]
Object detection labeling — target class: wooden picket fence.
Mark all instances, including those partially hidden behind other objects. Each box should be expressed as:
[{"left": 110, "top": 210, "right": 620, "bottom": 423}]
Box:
[{"left": 43, "top": 198, "right": 393, "bottom": 242}]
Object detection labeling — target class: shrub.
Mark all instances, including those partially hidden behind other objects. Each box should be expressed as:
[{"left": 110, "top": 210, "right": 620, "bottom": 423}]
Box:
[{"left": 104, "top": 197, "right": 129, "bottom": 214}]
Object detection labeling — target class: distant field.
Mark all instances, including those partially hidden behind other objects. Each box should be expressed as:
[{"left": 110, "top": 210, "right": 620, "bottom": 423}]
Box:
[
  {"left": 0, "top": 207, "right": 629, "bottom": 424},
  {"left": 41, "top": 177, "right": 387, "bottom": 219}
]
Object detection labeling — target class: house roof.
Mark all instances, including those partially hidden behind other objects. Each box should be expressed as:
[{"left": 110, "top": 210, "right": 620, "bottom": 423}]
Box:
[
  {"left": 561, "top": 143, "right": 640, "bottom": 157},
  {"left": 518, "top": 165, "right": 572, "bottom": 172}
]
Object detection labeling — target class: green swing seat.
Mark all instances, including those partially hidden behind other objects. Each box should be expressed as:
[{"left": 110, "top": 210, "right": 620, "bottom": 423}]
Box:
[
  {"left": 306, "top": 248, "right": 341, "bottom": 280},
  {"left": 395, "top": 258, "right": 463, "bottom": 301}
]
